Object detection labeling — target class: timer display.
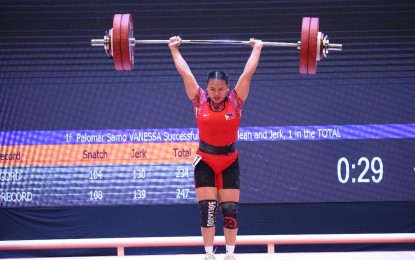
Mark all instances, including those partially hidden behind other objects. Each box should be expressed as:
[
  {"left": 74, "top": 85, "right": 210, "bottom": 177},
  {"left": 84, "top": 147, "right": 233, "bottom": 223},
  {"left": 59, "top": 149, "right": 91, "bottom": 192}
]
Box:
[{"left": 337, "top": 157, "right": 383, "bottom": 184}]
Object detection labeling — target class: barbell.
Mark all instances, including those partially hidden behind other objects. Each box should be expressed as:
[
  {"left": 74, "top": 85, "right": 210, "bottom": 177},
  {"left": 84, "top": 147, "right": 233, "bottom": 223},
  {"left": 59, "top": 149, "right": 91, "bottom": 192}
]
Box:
[{"left": 90, "top": 14, "right": 342, "bottom": 74}]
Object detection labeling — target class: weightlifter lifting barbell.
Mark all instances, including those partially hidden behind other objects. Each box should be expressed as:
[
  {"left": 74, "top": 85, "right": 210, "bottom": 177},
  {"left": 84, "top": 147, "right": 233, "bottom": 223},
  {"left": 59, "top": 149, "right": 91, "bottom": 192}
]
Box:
[{"left": 90, "top": 14, "right": 342, "bottom": 74}]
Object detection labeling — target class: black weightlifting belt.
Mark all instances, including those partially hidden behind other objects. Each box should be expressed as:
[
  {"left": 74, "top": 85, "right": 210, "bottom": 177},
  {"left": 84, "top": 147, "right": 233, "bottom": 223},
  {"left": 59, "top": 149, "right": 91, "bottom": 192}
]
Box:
[{"left": 198, "top": 140, "right": 236, "bottom": 155}]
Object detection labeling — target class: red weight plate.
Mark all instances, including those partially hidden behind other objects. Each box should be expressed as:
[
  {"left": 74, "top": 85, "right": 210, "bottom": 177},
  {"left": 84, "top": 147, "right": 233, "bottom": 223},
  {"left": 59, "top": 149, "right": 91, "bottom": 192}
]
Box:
[
  {"left": 112, "top": 14, "right": 124, "bottom": 70},
  {"left": 299, "top": 17, "right": 311, "bottom": 74},
  {"left": 307, "top": 17, "right": 319, "bottom": 74},
  {"left": 120, "top": 14, "right": 135, "bottom": 70}
]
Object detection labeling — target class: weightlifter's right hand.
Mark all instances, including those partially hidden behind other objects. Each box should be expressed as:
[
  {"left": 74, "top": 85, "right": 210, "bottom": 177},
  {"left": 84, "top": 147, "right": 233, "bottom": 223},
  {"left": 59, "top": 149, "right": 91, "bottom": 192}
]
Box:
[{"left": 169, "top": 36, "right": 182, "bottom": 49}]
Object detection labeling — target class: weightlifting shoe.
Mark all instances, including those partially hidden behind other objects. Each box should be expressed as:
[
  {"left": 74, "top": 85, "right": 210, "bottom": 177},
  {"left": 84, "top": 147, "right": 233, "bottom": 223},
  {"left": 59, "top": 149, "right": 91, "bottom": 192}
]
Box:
[
  {"left": 204, "top": 251, "right": 216, "bottom": 260},
  {"left": 224, "top": 253, "right": 236, "bottom": 260}
]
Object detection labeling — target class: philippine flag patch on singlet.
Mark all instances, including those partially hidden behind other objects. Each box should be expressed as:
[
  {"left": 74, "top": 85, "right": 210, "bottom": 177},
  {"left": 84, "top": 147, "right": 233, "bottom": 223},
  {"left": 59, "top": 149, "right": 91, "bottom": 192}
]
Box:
[{"left": 225, "top": 113, "right": 234, "bottom": 120}]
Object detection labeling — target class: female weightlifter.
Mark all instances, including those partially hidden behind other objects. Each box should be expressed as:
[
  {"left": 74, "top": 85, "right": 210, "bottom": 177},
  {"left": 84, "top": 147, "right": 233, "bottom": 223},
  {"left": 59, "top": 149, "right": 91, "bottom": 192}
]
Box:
[{"left": 169, "top": 36, "right": 263, "bottom": 260}]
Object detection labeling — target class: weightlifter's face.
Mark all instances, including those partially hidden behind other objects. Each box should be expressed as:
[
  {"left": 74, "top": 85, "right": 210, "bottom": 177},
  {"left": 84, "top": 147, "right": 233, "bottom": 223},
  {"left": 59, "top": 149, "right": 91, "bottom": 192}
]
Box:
[{"left": 207, "top": 79, "right": 229, "bottom": 104}]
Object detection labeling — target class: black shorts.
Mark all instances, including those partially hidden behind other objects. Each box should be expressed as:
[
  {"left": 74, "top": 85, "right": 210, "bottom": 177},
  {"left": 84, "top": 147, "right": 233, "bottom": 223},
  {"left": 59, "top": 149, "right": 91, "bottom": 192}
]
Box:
[{"left": 194, "top": 158, "right": 240, "bottom": 189}]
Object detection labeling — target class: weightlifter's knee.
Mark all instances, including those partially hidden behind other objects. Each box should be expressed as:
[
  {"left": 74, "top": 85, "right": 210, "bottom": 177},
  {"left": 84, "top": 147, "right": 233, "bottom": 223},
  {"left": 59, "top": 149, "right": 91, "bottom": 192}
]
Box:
[
  {"left": 198, "top": 200, "right": 218, "bottom": 228},
  {"left": 219, "top": 201, "right": 238, "bottom": 229}
]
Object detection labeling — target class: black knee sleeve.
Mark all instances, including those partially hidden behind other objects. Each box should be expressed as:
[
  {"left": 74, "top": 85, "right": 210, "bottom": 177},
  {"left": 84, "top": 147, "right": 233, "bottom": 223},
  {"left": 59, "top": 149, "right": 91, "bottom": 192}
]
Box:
[
  {"left": 219, "top": 201, "right": 238, "bottom": 229},
  {"left": 198, "top": 200, "right": 218, "bottom": 228}
]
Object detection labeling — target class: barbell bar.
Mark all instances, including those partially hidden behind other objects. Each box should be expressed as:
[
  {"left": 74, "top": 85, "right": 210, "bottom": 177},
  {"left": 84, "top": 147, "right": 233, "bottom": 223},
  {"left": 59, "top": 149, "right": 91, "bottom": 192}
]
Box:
[{"left": 90, "top": 14, "right": 342, "bottom": 74}]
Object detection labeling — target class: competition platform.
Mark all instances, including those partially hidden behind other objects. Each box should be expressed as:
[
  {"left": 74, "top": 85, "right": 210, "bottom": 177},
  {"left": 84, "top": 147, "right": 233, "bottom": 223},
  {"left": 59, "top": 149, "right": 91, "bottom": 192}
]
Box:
[
  {"left": 1, "top": 234, "right": 415, "bottom": 259},
  {"left": 3, "top": 251, "right": 415, "bottom": 260}
]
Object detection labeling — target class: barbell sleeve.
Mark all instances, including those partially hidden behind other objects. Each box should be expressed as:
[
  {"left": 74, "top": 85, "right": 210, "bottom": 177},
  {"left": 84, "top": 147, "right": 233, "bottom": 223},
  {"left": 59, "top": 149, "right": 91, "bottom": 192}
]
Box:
[
  {"left": 327, "top": 43, "right": 342, "bottom": 51},
  {"left": 91, "top": 39, "right": 106, "bottom": 46}
]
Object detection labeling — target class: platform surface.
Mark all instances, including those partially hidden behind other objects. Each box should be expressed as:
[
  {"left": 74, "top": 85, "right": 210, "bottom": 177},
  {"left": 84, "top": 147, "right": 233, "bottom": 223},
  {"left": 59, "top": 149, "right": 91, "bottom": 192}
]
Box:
[{"left": 3, "top": 251, "right": 415, "bottom": 260}]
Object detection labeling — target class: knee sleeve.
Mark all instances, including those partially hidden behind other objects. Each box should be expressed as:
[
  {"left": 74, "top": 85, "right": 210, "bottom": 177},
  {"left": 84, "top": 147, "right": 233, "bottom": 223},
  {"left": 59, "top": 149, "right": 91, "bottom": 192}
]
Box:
[
  {"left": 198, "top": 200, "right": 218, "bottom": 228},
  {"left": 219, "top": 201, "right": 238, "bottom": 229}
]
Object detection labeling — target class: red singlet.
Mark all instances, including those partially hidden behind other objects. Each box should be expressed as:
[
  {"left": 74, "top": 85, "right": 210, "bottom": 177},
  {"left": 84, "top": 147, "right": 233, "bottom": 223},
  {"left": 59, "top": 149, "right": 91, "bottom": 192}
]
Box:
[{"left": 193, "top": 87, "right": 244, "bottom": 188}]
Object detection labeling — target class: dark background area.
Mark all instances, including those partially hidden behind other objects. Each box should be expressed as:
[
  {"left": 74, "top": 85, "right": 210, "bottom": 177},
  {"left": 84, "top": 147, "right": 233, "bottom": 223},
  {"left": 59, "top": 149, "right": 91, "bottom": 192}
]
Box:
[
  {"left": 1, "top": 0, "right": 414, "bottom": 130},
  {"left": 0, "top": 0, "right": 415, "bottom": 257}
]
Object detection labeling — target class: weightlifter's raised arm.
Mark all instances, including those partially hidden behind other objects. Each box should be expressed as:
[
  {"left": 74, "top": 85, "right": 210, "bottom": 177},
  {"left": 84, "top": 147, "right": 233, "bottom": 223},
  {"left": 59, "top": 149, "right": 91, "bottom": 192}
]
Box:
[
  {"left": 169, "top": 36, "right": 199, "bottom": 100},
  {"left": 234, "top": 38, "right": 263, "bottom": 101}
]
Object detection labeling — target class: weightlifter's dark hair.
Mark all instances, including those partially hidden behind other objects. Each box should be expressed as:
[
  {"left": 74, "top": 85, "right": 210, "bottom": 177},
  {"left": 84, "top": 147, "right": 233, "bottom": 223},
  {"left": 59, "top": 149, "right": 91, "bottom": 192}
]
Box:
[{"left": 207, "top": 70, "right": 229, "bottom": 85}]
